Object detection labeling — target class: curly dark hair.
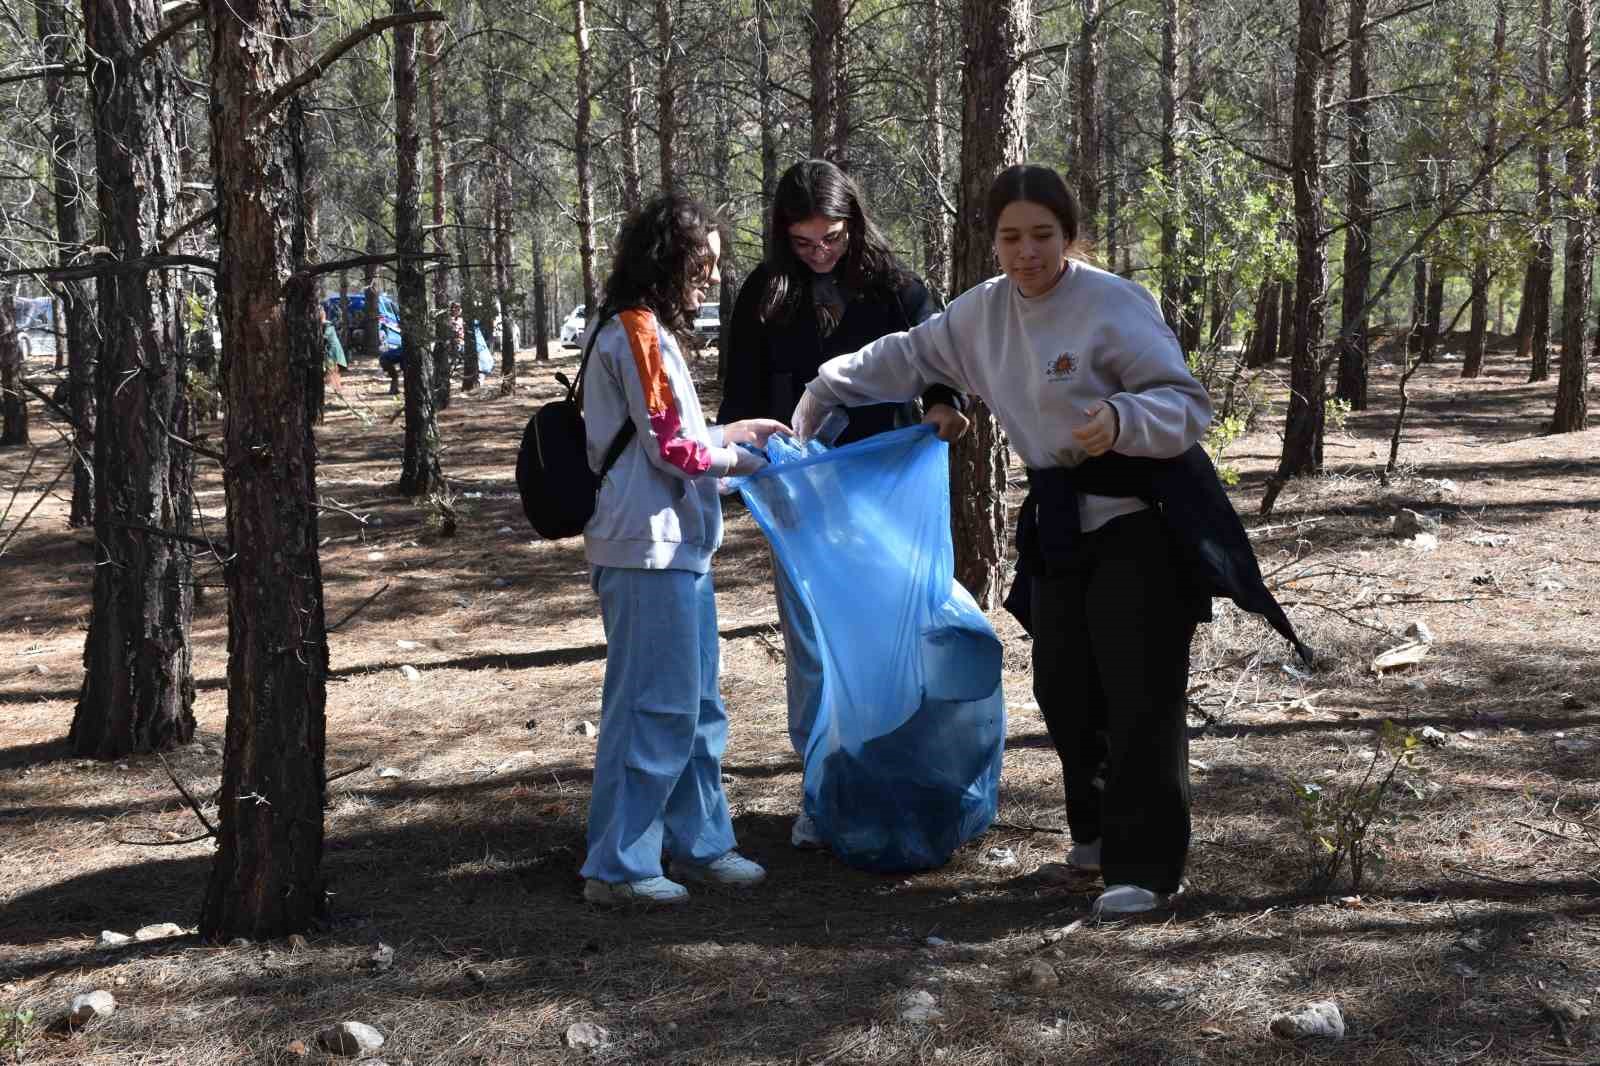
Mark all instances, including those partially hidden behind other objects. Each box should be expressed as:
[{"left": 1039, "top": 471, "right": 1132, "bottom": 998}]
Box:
[
  {"left": 760, "top": 159, "right": 910, "bottom": 324},
  {"left": 599, "top": 193, "right": 718, "bottom": 342}
]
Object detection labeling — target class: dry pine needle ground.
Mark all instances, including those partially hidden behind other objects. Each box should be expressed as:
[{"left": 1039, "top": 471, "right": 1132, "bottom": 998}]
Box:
[{"left": 1, "top": 337, "right": 1597, "bottom": 1065}]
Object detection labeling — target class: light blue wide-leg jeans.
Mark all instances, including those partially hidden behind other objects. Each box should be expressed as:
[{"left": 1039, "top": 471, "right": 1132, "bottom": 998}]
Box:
[
  {"left": 772, "top": 560, "right": 824, "bottom": 758},
  {"left": 580, "top": 565, "right": 737, "bottom": 884}
]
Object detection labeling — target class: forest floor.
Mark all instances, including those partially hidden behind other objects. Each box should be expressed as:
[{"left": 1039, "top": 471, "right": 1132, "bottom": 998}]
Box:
[{"left": 1, "top": 335, "right": 1597, "bottom": 1066}]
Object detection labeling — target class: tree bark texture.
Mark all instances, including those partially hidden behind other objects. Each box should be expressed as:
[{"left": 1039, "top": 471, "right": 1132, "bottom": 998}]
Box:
[
  {"left": 1275, "top": 0, "right": 1330, "bottom": 480},
  {"left": 1554, "top": 0, "right": 1592, "bottom": 432},
  {"left": 921, "top": 0, "right": 950, "bottom": 298},
  {"left": 200, "top": 0, "right": 329, "bottom": 941},
  {"left": 1074, "top": 0, "right": 1102, "bottom": 240},
  {"left": 1462, "top": 0, "right": 1507, "bottom": 378},
  {"left": 1157, "top": 0, "right": 1183, "bottom": 334},
  {"left": 0, "top": 282, "right": 24, "bottom": 447},
  {"left": 657, "top": 0, "right": 677, "bottom": 188},
  {"left": 0, "top": 285, "right": 24, "bottom": 446},
  {"left": 758, "top": 0, "right": 779, "bottom": 257},
  {"left": 575, "top": 0, "right": 599, "bottom": 311},
  {"left": 810, "top": 0, "right": 846, "bottom": 163},
  {"left": 395, "top": 0, "right": 443, "bottom": 498},
  {"left": 1334, "top": 0, "right": 1372, "bottom": 409},
  {"left": 1523, "top": 0, "right": 1556, "bottom": 382},
  {"left": 39, "top": 0, "right": 96, "bottom": 521},
  {"left": 621, "top": 54, "right": 643, "bottom": 213},
  {"left": 71, "top": 0, "right": 195, "bottom": 760},
  {"left": 951, "top": 0, "right": 1027, "bottom": 608}
]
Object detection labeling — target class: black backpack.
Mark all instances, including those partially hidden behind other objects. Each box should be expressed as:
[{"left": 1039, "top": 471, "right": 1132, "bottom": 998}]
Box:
[{"left": 515, "top": 313, "right": 636, "bottom": 539}]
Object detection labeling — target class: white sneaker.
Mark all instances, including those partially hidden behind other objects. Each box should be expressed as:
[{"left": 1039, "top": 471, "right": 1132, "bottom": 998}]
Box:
[
  {"left": 1067, "top": 839, "right": 1102, "bottom": 873},
  {"left": 669, "top": 851, "right": 767, "bottom": 888},
  {"left": 1092, "top": 883, "right": 1183, "bottom": 917},
  {"left": 791, "top": 813, "right": 825, "bottom": 850},
  {"left": 582, "top": 875, "right": 689, "bottom": 906}
]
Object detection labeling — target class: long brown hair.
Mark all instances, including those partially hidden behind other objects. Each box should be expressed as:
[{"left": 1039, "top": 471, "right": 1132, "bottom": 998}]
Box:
[
  {"left": 760, "top": 159, "right": 910, "bottom": 324},
  {"left": 600, "top": 193, "right": 719, "bottom": 341}
]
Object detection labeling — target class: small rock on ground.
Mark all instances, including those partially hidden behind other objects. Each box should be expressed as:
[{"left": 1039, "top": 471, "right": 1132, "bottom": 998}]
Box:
[
  {"left": 1270, "top": 1001, "right": 1345, "bottom": 1040},
  {"left": 563, "top": 1021, "right": 610, "bottom": 1050},
  {"left": 1391, "top": 509, "right": 1440, "bottom": 538},
  {"left": 575, "top": 720, "right": 599, "bottom": 738},
  {"left": 69, "top": 990, "right": 115, "bottom": 1025},
  {"left": 367, "top": 943, "right": 395, "bottom": 971},
  {"left": 133, "top": 922, "right": 185, "bottom": 941},
  {"left": 97, "top": 930, "right": 130, "bottom": 947},
  {"left": 1017, "top": 960, "right": 1059, "bottom": 990},
  {"left": 898, "top": 989, "right": 944, "bottom": 1024},
  {"left": 317, "top": 1020, "right": 385, "bottom": 1057},
  {"left": 399, "top": 665, "right": 422, "bottom": 682}
]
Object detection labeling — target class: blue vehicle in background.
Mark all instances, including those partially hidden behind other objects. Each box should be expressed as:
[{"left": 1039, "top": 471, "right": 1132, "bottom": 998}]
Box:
[{"left": 323, "top": 292, "right": 404, "bottom": 367}]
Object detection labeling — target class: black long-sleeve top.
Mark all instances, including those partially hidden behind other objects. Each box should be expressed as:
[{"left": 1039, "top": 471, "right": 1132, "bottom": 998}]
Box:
[{"left": 717, "top": 263, "right": 964, "bottom": 444}]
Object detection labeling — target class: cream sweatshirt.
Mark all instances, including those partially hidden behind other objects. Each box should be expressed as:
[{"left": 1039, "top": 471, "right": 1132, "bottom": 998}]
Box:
[{"left": 805, "top": 261, "right": 1213, "bottom": 532}]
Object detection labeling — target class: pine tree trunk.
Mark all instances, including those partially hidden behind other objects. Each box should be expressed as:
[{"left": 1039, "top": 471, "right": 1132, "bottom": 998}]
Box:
[
  {"left": 533, "top": 223, "right": 551, "bottom": 362},
  {"left": 1335, "top": 0, "right": 1372, "bottom": 408},
  {"left": 70, "top": 0, "right": 195, "bottom": 759},
  {"left": 574, "top": 0, "right": 599, "bottom": 310},
  {"left": 656, "top": 0, "right": 675, "bottom": 188},
  {"left": 1409, "top": 256, "right": 1429, "bottom": 355},
  {"left": 921, "top": 0, "right": 951, "bottom": 298},
  {"left": 1526, "top": 0, "right": 1556, "bottom": 382},
  {"left": 758, "top": 0, "right": 779, "bottom": 257},
  {"left": 1462, "top": 0, "right": 1508, "bottom": 379},
  {"left": 810, "top": 0, "right": 846, "bottom": 162},
  {"left": 950, "top": 0, "right": 1027, "bottom": 607},
  {"left": 1554, "top": 0, "right": 1592, "bottom": 432},
  {"left": 395, "top": 0, "right": 443, "bottom": 498},
  {"left": 657, "top": 0, "right": 677, "bottom": 187},
  {"left": 621, "top": 57, "right": 643, "bottom": 213},
  {"left": 1158, "top": 0, "right": 1182, "bottom": 332},
  {"left": 0, "top": 283, "right": 25, "bottom": 447},
  {"left": 1075, "top": 0, "right": 1102, "bottom": 240},
  {"left": 425, "top": 16, "right": 452, "bottom": 410},
  {"left": 200, "top": 0, "right": 328, "bottom": 942},
  {"left": 1274, "top": 0, "right": 1331, "bottom": 482},
  {"left": 38, "top": 0, "right": 95, "bottom": 521},
  {"left": 0, "top": 286, "right": 25, "bottom": 447}
]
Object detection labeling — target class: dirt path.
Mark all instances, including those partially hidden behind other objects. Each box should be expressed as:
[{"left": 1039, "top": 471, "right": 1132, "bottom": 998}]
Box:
[{"left": 1, "top": 341, "right": 1596, "bottom": 1064}]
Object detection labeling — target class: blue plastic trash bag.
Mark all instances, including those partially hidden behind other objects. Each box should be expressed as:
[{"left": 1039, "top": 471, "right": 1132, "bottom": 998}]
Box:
[{"left": 737, "top": 425, "right": 1006, "bottom": 872}]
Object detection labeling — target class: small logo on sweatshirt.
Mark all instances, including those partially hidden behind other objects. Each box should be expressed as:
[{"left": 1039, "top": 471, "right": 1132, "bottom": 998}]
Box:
[{"left": 1044, "top": 351, "right": 1079, "bottom": 381}]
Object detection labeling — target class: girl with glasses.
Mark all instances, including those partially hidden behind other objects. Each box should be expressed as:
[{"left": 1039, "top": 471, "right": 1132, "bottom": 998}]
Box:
[{"left": 718, "top": 158, "right": 970, "bottom": 852}]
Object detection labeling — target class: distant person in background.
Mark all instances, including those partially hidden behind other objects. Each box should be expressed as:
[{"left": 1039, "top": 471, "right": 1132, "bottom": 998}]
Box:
[
  {"left": 578, "top": 191, "right": 789, "bottom": 906},
  {"left": 320, "top": 302, "right": 347, "bottom": 394},
  {"left": 717, "top": 158, "right": 969, "bottom": 851}
]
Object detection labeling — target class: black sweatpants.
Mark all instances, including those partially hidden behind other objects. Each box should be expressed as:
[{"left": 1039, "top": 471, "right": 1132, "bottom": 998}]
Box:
[{"left": 1030, "top": 509, "right": 1197, "bottom": 894}]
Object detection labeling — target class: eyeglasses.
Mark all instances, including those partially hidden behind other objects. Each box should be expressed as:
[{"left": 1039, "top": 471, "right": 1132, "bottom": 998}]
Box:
[{"left": 789, "top": 227, "right": 849, "bottom": 255}]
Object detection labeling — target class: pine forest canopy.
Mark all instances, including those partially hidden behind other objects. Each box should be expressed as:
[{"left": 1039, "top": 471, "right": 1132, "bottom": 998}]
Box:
[{"left": 0, "top": 0, "right": 1586, "bottom": 394}]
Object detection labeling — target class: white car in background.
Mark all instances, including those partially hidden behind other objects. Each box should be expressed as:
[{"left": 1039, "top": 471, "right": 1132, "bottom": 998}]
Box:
[
  {"left": 558, "top": 305, "right": 586, "bottom": 347},
  {"left": 692, "top": 301, "right": 720, "bottom": 343}
]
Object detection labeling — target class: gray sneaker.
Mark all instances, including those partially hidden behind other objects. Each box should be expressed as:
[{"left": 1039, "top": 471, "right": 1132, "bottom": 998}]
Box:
[
  {"left": 669, "top": 851, "right": 767, "bottom": 888},
  {"left": 1092, "top": 883, "right": 1183, "bottom": 918},
  {"left": 582, "top": 875, "right": 689, "bottom": 906}
]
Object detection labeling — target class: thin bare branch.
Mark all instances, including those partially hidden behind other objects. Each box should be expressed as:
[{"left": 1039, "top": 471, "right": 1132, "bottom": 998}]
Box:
[{"left": 251, "top": 12, "right": 447, "bottom": 121}]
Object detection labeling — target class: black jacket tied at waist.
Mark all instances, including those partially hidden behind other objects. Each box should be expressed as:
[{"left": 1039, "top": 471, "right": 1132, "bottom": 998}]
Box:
[{"left": 1003, "top": 445, "right": 1312, "bottom": 664}]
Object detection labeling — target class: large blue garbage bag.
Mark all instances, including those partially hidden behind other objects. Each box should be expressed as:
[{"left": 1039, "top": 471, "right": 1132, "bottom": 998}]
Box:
[{"left": 737, "top": 425, "right": 1006, "bottom": 872}]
